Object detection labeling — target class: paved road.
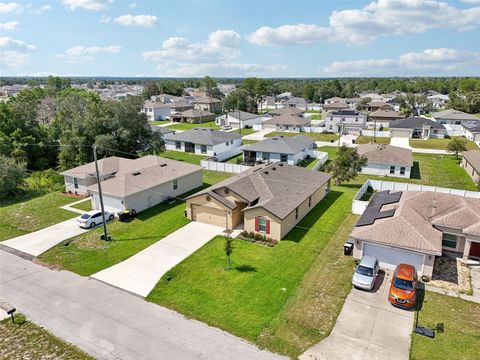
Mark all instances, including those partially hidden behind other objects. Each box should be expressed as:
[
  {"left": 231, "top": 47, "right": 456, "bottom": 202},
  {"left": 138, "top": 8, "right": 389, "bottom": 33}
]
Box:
[
  {"left": 1, "top": 218, "right": 89, "bottom": 256},
  {"left": 300, "top": 271, "right": 413, "bottom": 360},
  {"left": 0, "top": 250, "right": 284, "bottom": 360},
  {"left": 92, "top": 222, "right": 224, "bottom": 297}
]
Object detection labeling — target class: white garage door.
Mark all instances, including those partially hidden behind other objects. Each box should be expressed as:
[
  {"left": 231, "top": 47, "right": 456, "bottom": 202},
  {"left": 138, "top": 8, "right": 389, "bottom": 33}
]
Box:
[
  {"left": 93, "top": 194, "right": 124, "bottom": 212},
  {"left": 390, "top": 129, "right": 411, "bottom": 138},
  {"left": 363, "top": 242, "right": 425, "bottom": 274}
]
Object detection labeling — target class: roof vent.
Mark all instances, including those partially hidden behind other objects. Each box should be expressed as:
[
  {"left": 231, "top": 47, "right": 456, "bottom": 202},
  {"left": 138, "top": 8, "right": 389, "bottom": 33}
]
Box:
[
  {"left": 278, "top": 163, "right": 284, "bottom": 167},
  {"left": 272, "top": 167, "right": 276, "bottom": 171},
  {"left": 133, "top": 171, "right": 141, "bottom": 176},
  {"left": 263, "top": 171, "right": 269, "bottom": 175},
  {"left": 160, "top": 164, "right": 167, "bottom": 167}
]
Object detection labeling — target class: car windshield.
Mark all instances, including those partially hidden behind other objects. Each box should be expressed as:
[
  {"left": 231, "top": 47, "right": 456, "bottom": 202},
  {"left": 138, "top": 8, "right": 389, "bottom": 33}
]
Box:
[
  {"left": 356, "top": 265, "right": 374, "bottom": 277},
  {"left": 394, "top": 278, "right": 414, "bottom": 291},
  {"left": 80, "top": 214, "right": 90, "bottom": 219}
]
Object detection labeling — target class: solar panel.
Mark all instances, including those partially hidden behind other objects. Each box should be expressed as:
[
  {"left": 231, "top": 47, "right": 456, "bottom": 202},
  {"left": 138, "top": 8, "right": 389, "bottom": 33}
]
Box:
[{"left": 356, "top": 191, "right": 401, "bottom": 227}]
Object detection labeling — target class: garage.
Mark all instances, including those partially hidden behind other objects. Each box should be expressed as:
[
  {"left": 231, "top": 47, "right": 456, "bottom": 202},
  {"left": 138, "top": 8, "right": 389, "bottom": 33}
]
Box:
[
  {"left": 363, "top": 242, "right": 425, "bottom": 274},
  {"left": 390, "top": 129, "right": 412, "bottom": 138},
  {"left": 191, "top": 205, "right": 227, "bottom": 228},
  {"left": 92, "top": 194, "right": 124, "bottom": 212}
]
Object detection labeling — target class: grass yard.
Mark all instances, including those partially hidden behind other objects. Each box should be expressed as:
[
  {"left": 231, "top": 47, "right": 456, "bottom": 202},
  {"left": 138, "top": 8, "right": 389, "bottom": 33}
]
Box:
[
  {"left": 355, "top": 136, "right": 391, "bottom": 144},
  {"left": 147, "top": 186, "right": 357, "bottom": 357},
  {"left": 150, "top": 120, "right": 171, "bottom": 125},
  {"left": 224, "top": 153, "right": 243, "bottom": 164},
  {"left": 242, "top": 139, "right": 259, "bottom": 145},
  {"left": 0, "top": 315, "right": 93, "bottom": 360},
  {"left": 309, "top": 114, "right": 321, "bottom": 120},
  {"left": 39, "top": 171, "right": 231, "bottom": 276},
  {"left": 237, "top": 127, "right": 257, "bottom": 136},
  {"left": 410, "top": 137, "right": 478, "bottom": 151},
  {"left": 0, "top": 192, "right": 78, "bottom": 242},
  {"left": 159, "top": 150, "right": 207, "bottom": 165},
  {"left": 71, "top": 199, "right": 92, "bottom": 212},
  {"left": 297, "top": 157, "right": 320, "bottom": 169},
  {"left": 265, "top": 132, "right": 339, "bottom": 142},
  {"left": 410, "top": 291, "right": 480, "bottom": 360},
  {"left": 166, "top": 121, "right": 221, "bottom": 131}
]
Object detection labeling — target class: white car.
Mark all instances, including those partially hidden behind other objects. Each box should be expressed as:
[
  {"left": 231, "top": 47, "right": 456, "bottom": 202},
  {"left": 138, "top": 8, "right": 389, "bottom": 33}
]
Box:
[
  {"left": 77, "top": 210, "right": 115, "bottom": 229},
  {"left": 352, "top": 255, "right": 380, "bottom": 291}
]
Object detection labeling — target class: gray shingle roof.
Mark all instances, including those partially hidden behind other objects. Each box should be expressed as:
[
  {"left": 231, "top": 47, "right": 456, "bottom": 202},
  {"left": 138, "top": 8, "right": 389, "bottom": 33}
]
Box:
[
  {"left": 226, "top": 110, "right": 261, "bottom": 120},
  {"left": 390, "top": 117, "right": 445, "bottom": 130},
  {"left": 357, "top": 143, "right": 413, "bottom": 167},
  {"left": 263, "top": 114, "right": 310, "bottom": 126},
  {"left": 243, "top": 135, "right": 314, "bottom": 155},
  {"left": 462, "top": 121, "right": 480, "bottom": 133},
  {"left": 433, "top": 109, "right": 478, "bottom": 121},
  {"left": 163, "top": 128, "right": 242, "bottom": 146},
  {"left": 463, "top": 150, "right": 480, "bottom": 174},
  {"left": 150, "top": 125, "right": 175, "bottom": 135},
  {"left": 268, "top": 107, "right": 304, "bottom": 116},
  {"left": 173, "top": 109, "right": 213, "bottom": 118}
]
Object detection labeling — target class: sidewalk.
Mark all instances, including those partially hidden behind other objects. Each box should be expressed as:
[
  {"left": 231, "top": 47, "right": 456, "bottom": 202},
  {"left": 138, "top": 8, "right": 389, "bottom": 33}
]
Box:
[{"left": 59, "top": 197, "right": 90, "bottom": 215}]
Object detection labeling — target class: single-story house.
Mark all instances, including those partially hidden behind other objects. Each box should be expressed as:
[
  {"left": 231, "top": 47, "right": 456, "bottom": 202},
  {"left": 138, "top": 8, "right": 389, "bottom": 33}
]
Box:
[
  {"left": 163, "top": 128, "right": 242, "bottom": 157},
  {"left": 324, "top": 97, "right": 345, "bottom": 105},
  {"left": 185, "top": 162, "right": 332, "bottom": 240},
  {"left": 367, "top": 110, "right": 405, "bottom": 127},
  {"left": 350, "top": 190, "right": 480, "bottom": 277},
  {"left": 170, "top": 109, "right": 215, "bottom": 124},
  {"left": 356, "top": 143, "right": 413, "bottom": 178},
  {"left": 242, "top": 135, "right": 315, "bottom": 165},
  {"left": 390, "top": 117, "right": 447, "bottom": 139},
  {"left": 432, "top": 109, "right": 478, "bottom": 126},
  {"left": 462, "top": 150, "right": 480, "bottom": 183},
  {"left": 262, "top": 114, "right": 310, "bottom": 132},
  {"left": 366, "top": 101, "right": 393, "bottom": 112},
  {"left": 216, "top": 110, "right": 263, "bottom": 128},
  {"left": 150, "top": 125, "right": 175, "bottom": 137},
  {"left": 170, "top": 100, "right": 194, "bottom": 113},
  {"left": 462, "top": 121, "right": 480, "bottom": 142},
  {"left": 325, "top": 110, "right": 367, "bottom": 135},
  {"left": 284, "top": 97, "right": 310, "bottom": 110},
  {"left": 142, "top": 101, "right": 172, "bottom": 121},
  {"left": 268, "top": 107, "right": 304, "bottom": 117},
  {"left": 193, "top": 97, "right": 223, "bottom": 113}
]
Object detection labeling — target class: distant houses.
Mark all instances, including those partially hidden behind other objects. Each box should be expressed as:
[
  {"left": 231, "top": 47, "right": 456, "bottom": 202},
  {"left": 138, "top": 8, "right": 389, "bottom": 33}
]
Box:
[
  {"left": 216, "top": 111, "right": 264, "bottom": 129},
  {"left": 325, "top": 110, "right": 367, "bottom": 135},
  {"left": 262, "top": 114, "right": 311, "bottom": 133},
  {"left": 390, "top": 117, "right": 447, "bottom": 139}
]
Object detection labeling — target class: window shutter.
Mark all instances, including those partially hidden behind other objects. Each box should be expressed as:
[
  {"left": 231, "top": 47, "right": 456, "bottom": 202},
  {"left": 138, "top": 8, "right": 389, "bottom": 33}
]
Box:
[
  {"left": 266, "top": 219, "right": 270, "bottom": 234},
  {"left": 255, "top": 217, "right": 259, "bottom": 232}
]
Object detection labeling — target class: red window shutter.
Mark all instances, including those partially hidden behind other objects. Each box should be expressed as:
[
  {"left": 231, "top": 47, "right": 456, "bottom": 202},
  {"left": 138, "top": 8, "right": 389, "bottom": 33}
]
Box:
[
  {"left": 266, "top": 219, "right": 270, "bottom": 234},
  {"left": 255, "top": 217, "right": 259, "bottom": 232}
]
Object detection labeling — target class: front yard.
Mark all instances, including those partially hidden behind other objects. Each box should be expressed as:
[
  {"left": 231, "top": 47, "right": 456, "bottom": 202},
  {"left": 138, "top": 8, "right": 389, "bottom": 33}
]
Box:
[
  {"left": 410, "top": 137, "right": 478, "bottom": 151},
  {"left": 147, "top": 186, "right": 357, "bottom": 357},
  {"left": 39, "top": 171, "right": 231, "bottom": 276},
  {"left": 355, "top": 136, "right": 390, "bottom": 144},
  {"left": 166, "top": 121, "right": 221, "bottom": 131},
  {"left": 410, "top": 291, "right": 480, "bottom": 360},
  {"left": 265, "top": 132, "right": 339, "bottom": 142}
]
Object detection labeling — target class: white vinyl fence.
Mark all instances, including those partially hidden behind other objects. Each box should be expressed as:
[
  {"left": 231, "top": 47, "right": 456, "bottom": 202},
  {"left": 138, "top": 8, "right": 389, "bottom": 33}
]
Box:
[
  {"left": 213, "top": 147, "right": 244, "bottom": 162},
  {"left": 304, "top": 126, "right": 327, "bottom": 133},
  {"left": 253, "top": 124, "right": 263, "bottom": 131},
  {"left": 352, "top": 179, "right": 480, "bottom": 215},
  {"left": 201, "top": 160, "right": 250, "bottom": 174},
  {"left": 360, "top": 130, "right": 391, "bottom": 138}
]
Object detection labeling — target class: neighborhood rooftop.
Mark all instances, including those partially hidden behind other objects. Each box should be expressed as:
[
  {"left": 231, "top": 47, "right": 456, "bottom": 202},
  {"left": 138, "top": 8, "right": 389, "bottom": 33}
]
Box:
[
  {"left": 463, "top": 150, "right": 480, "bottom": 173},
  {"left": 263, "top": 114, "right": 310, "bottom": 126},
  {"left": 163, "top": 128, "right": 242, "bottom": 145},
  {"left": 390, "top": 116, "right": 446, "bottom": 129},
  {"left": 243, "top": 135, "right": 315, "bottom": 155},
  {"left": 357, "top": 143, "right": 413, "bottom": 167},
  {"left": 433, "top": 109, "right": 479, "bottom": 121}
]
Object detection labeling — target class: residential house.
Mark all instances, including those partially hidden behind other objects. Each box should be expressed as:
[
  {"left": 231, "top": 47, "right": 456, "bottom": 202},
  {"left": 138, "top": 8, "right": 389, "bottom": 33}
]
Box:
[
  {"left": 325, "top": 110, "right": 367, "bottom": 135},
  {"left": 433, "top": 109, "right": 478, "bottom": 127},
  {"left": 150, "top": 125, "right": 175, "bottom": 138},
  {"left": 365, "top": 101, "right": 394, "bottom": 112},
  {"left": 170, "top": 109, "right": 215, "bottom": 124},
  {"left": 285, "top": 97, "right": 310, "bottom": 110},
  {"left": 323, "top": 101, "right": 349, "bottom": 112},
  {"left": 428, "top": 94, "right": 449, "bottom": 109},
  {"left": 390, "top": 117, "right": 447, "bottom": 139},
  {"left": 324, "top": 97, "right": 345, "bottom": 105},
  {"left": 194, "top": 97, "right": 223, "bottom": 113},
  {"left": 216, "top": 110, "right": 264, "bottom": 129},
  {"left": 262, "top": 114, "right": 310, "bottom": 133},
  {"left": 185, "top": 162, "right": 332, "bottom": 240},
  {"left": 268, "top": 107, "right": 304, "bottom": 117},
  {"left": 163, "top": 128, "right": 242, "bottom": 157},
  {"left": 142, "top": 101, "right": 172, "bottom": 121},
  {"left": 462, "top": 121, "right": 480, "bottom": 142},
  {"left": 367, "top": 110, "right": 405, "bottom": 128},
  {"left": 356, "top": 143, "right": 413, "bottom": 178},
  {"left": 242, "top": 135, "right": 315, "bottom": 165},
  {"left": 462, "top": 150, "right": 480, "bottom": 183},
  {"left": 350, "top": 190, "right": 480, "bottom": 277},
  {"left": 170, "top": 100, "right": 195, "bottom": 113}
]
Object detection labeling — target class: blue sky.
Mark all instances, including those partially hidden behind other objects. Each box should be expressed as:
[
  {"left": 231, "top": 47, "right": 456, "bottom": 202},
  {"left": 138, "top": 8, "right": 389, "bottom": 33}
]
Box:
[{"left": 1, "top": 0, "right": 480, "bottom": 77}]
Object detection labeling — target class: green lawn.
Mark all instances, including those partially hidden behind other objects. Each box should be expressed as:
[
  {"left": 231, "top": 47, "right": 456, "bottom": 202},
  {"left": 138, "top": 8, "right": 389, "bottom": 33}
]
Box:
[
  {"left": 238, "top": 127, "right": 257, "bottom": 136},
  {"left": 159, "top": 150, "right": 207, "bottom": 165},
  {"left": 355, "top": 136, "right": 391, "bottom": 144},
  {"left": 224, "top": 153, "right": 243, "bottom": 164},
  {"left": 0, "top": 192, "right": 78, "bottom": 242},
  {"left": 147, "top": 186, "right": 357, "bottom": 357},
  {"left": 150, "top": 120, "right": 171, "bottom": 125},
  {"left": 265, "top": 132, "right": 339, "bottom": 142},
  {"left": 310, "top": 114, "right": 321, "bottom": 120},
  {"left": 71, "top": 199, "right": 92, "bottom": 212},
  {"left": 410, "top": 291, "right": 480, "bottom": 360},
  {"left": 39, "top": 171, "right": 231, "bottom": 276},
  {"left": 1, "top": 315, "right": 93, "bottom": 359},
  {"left": 242, "top": 139, "right": 259, "bottom": 145},
  {"left": 297, "top": 157, "right": 319, "bottom": 169},
  {"left": 166, "top": 121, "right": 221, "bottom": 131},
  {"left": 410, "top": 137, "right": 478, "bottom": 151}
]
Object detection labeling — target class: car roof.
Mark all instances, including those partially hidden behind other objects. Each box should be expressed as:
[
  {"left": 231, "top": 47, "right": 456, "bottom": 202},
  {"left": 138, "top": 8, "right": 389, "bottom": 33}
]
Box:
[
  {"left": 396, "top": 263, "right": 415, "bottom": 280},
  {"left": 359, "top": 255, "right": 377, "bottom": 268},
  {"left": 86, "top": 210, "right": 101, "bottom": 215}
]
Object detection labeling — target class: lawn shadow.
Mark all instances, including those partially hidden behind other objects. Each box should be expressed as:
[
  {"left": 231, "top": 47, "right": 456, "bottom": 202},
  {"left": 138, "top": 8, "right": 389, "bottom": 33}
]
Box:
[
  {"left": 410, "top": 161, "right": 421, "bottom": 180},
  {"left": 297, "top": 157, "right": 316, "bottom": 168},
  {"left": 236, "top": 264, "right": 257, "bottom": 273}
]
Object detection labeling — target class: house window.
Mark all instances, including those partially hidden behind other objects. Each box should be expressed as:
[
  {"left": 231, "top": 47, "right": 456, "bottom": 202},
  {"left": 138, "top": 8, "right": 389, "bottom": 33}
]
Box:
[
  {"left": 280, "top": 154, "right": 288, "bottom": 162},
  {"left": 329, "top": 125, "right": 333, "bottom": 130},
  {"left": 262, "top": 152, "right": 270, "bottom": 161},
  {"left": 258, "top": 217, "right": 267, "bottom": 232},
  {"left": 308, "top": 196, "right": 312, "bottom": 207},
  {"left": 173, "top": 179, "right": 178, "bottom": 190},
  {"left": 390, "top": 166, "right": 395, "bottom": 174},
  {"left": 73, "top": 177, "right": 78, "bottom": 189},
  {"left": 295, "top": 207, "right": 299, "bottom": 219},
  {"left": 355, "top": 117, "right": 358, "bottom": 122},
  {"left": 175, "top": 141, "right": 181, "bottom": 149},
  {"left": 442, "top": 233, "right": 457, "bottom": 249},
  {"left": 200, "top": 145, "right": 207, "bottom": 154},
  {"left": 400, "top": 167, "right": 406, "bottom": 175}
]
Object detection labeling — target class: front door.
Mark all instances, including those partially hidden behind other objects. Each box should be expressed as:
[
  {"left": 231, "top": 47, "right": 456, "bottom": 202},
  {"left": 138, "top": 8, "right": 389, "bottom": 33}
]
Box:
[{"left": 470, "top": 241, "right": 480, "bottom": 258}]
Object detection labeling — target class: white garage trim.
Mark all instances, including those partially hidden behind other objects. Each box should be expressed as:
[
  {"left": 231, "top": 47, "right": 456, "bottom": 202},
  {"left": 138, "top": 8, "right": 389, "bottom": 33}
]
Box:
[{"left": 362, "top": 242, "right": 425, "bottom": 275}]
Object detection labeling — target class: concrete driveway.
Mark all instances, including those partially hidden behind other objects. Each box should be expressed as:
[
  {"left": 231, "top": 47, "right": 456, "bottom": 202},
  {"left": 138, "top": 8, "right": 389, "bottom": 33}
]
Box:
[
  {"left": 390, "top": 137, "right": 412, "bottom": 149},
  {"left": 300, "top": 271, "right": 414, "bottom": 360},
  {"left": 1, "top": 218, "right": 89, "bottom": 257},
  {"left": 92, "top": 222, "right": 224, "bottom": 297},
  {"left": 242, "top": 129, "right": 274, "bottom": 141}
]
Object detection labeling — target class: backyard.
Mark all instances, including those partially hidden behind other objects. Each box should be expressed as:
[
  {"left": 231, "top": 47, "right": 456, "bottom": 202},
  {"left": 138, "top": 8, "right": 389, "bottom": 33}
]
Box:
[
  {"left": 410, "top": 291, "right": 480, "bottom": 360},
  {"left": 165, "top": 121, "right": 221, "bottom": 131},
  {"left": 39, "top": 171, "right": 232, "bottom": 276},
  {"left": 410, "top": 137, "right": 478, "bottom": 151},
  {"left": 265, "top": 132, "right": 339, "bottom": 142},
  {"left": 146, "top": 185, "right": 358, "bottom": 357},
  {"left": 158, "top": 150, "right": 207, "bottom": 165}
]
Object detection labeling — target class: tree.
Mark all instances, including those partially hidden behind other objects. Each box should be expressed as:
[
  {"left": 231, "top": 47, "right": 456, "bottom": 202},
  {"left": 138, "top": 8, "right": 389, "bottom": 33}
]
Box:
[
  {"left": 224, "top": 235, "right": 234, "bottom": 270},
  {"left": 328, "top": 146, "right": 368, "bottom": 185},
  {"left": 447, "top": 137, "right": 468, "bottom": 159},
  {"left": 0, "top": 155, "right": 27, "bottom": 199},
  {"left": 223, "top": 89, "right": 256, "bottom": 113},
  {"left": 142, "top": 81, "right": 159, "bottom": 99}
]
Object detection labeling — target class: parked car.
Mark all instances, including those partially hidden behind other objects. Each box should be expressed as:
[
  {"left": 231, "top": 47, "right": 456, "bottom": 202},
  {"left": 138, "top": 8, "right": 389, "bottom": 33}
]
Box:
[
  {"left": 77, "top": 210, "right": 114, "bottom": 228},
  {"left": 352, "top": 255, "right": 379, "bottom": 290},
  {"left": 388, "top": 263, "right": 418, "bottom": 309}
]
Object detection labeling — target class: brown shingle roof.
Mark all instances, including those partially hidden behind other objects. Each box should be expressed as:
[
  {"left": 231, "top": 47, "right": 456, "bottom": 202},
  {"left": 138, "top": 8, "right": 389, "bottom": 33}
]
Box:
[
  {"left": 357, "top": 143, "right": 413, "bottom": 167},
  {"left": 463, "top": 150, "right": 480, "bottom": 174},
  {"left": 269, "top": 107, "right": 304, "bottom": 116},
  {"left": 369, "top": 110, "right": 404, "bottom": 119},
  {"left": 263, "top": 114, "right": 310, "bottom": 126}
]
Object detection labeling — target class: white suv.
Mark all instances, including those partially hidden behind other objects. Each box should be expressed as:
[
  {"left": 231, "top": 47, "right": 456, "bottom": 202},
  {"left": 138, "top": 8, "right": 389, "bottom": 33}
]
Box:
[{"left": 77, "top": 210, "right": 114, "bottom": 229}]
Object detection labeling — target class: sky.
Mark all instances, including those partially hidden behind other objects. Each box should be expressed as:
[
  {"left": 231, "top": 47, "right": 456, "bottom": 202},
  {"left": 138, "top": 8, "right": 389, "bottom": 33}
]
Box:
[{"left": 1, "top": 0, "right": 480, "bottom": 78}]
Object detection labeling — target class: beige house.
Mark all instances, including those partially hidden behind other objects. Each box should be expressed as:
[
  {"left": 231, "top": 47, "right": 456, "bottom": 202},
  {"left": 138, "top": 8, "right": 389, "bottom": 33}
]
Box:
[
  {"left": 170, "top": 109, "right": 215, "bottom": 124},
  {"left": 185, "top": 163, "right": 332, "bottom": 240},
  {"left": 462, "top": 150, "right": 480, "bottom": 182},
  {"left": 350, "top": 191, "right": 480, "bottom": 278},
  {"left": 193, "top": 97, "right": 223, "bottom": 113}
]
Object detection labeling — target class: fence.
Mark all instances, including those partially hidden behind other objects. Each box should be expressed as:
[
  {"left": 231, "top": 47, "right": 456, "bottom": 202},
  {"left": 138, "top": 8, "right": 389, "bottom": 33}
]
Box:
[
  {"left": 213, "top": 147, "right": 244, "bottom": 162},
  {"left": 360, "top": 130, "right": 391, "bottom": 138},
  {"left": 304, "top": 126, "right": 327, "bottom": 133},
  {"left": 253, "top": 124, "right": 263, "bottom": 131},
  {"left": 201, "top": 160, "right": 250, "bottom": 174},
  {"left": 352, "top": 179, "right": 480, "bottom": 215}
]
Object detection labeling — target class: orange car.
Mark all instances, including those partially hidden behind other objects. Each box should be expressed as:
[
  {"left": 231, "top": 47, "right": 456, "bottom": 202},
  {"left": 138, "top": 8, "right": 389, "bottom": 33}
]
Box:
[{"left": 388, "top": 263, "right": 418, "bottom": 309}]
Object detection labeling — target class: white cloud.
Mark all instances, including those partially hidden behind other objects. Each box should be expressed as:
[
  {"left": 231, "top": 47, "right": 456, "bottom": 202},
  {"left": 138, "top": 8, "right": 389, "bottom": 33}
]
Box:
[
  {"left": 0, "top": 21, "right": 19, "bottom": 30},
  {"left": 157, "top": 62, "right": 287, "bottom": 77},
  {"left": 0, "top": 2, "right": 22, "bottom": 13},
  {"left": 56, "top": 45, "right": 121, "bottom": 62},
  {"left": 0, "top": 36, "right": 36, "bottom": 50},
  {"left": 61, "top": 0, "right": 112, "bottom": 11},
  {"left": 36, "top": 4, "right": 52, "bottom": 14},
  {"left": 113, "top": 14, "right": 157, "bottom": 27},
  {"left": 249, "top": 0, "right": 480, "bottom": 46},
  {"left": 321, "top": 48, "right": 480, "bottom": 76},
  {"left": 0, "top": 36, "right": 35, "bottom": 69},
  {"left": 462, "top": 0, "right": 480, "bottom": 3}
]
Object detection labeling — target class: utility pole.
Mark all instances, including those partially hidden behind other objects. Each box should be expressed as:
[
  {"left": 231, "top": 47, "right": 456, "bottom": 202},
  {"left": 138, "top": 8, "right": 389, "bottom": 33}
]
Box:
[
  {"left": 238, "top": 109, "right": 242, "bottom": 135},
  {"left": 374, "top": 116, "right": 377, "bottom": 143},
  {"left": 337, "top": 122, "right": 343, "bottom": 150},
  {"left": 93, "top": 145, "right": 110, "bottom": 241}
]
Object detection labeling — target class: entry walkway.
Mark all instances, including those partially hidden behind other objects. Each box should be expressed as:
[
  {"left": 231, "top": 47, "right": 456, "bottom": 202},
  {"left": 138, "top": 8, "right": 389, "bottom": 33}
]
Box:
[{"left": 92, "top": 222, "right": 224, "bottom": 297}]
